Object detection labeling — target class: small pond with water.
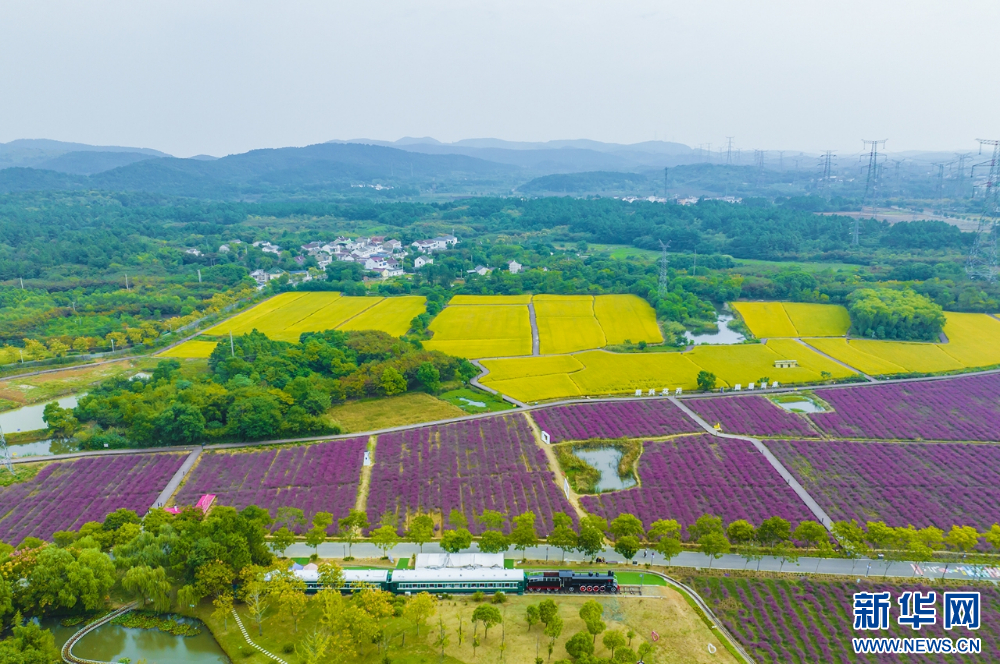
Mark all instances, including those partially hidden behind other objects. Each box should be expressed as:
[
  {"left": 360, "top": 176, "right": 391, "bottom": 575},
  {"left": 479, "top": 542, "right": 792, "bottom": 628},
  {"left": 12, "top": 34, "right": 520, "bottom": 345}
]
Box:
[
  {"left": 46, "top": 616, "right": 229, "bottom": 664},
  {"left": 684, "top": 313, "right": 747, "bottom": 345},
  {"left": 574, "top": 447, "right": 637, "bottom": 492}
]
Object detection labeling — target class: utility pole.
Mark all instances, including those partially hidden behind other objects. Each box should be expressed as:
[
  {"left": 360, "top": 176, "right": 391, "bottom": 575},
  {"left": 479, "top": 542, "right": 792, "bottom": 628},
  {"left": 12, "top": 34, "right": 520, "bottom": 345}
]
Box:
[
  {"left": 858, "top": 139, "right": 888, "bottom": 246},
  {"left": 19, "top": 278, "right": 23, "bottom": 290},
  {"left": 197, "top": 269, "right": 202, "bottom": 283},
  {"left": 658, "top": 240, "right": 671, "bottom": 296},
  {"left": 230, "top": 330, "right": 236, "bottom": 357},
  {"left": 966, "top": 139, "right": 1000, "bottom": 281},
  {"left": 125, "top": 274, "right": 130, "bottom": 291}
]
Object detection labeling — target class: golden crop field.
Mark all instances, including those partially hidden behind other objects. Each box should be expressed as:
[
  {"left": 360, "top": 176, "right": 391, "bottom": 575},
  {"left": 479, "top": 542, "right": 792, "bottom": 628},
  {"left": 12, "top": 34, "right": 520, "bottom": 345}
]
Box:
[
  {"left": 332, "top": 295, "right": 426, "bottom": 337},
  {"left": 449, "top": 294, "right": 533, "bottom": 305},
  {"left": 938, "top": 312, "right": 1000, "bottom": 367},
  {"left": 482, "top": 373, "right": 584, "bottom": 402},
  {"left": 256, "top": 292, "right": 351, "bottom": 340},
  {"left": 804, "top": 338, "right": 907, "bottom": 375},
  {"left": 533, "top": 295, "right": 606, "bottom": 354},
  {"left": 782, "top": 303, "right": 851, "bottom": 337},
  {"left": 569, "top": 350, "right": 703, "bottom": 395},
  {"left": 205, "top": 292, "right": 312, "bottom": 336},
  {"left": 157, "top": 340, "right": 220, "bottom": 359},
  {"left": 732, "top": 301, "right": 798, "bottom": 338},
  {"left": 689, "top": 341, "right": 855, "bottom": 389},
  {"left": 594, "top": 294, "right": 664, "bottom": 345},
  {"left": 480, "top": 354, "right": 585, "bottom": 381},
  {"left": 424, "top": 304, "right": 532, "bottom": 358},
  {"left": 848, "top": 339, "right": 965, "bottom": 373},
  {"left": 272, "top": 296, "right": 382, "bottom": 341}
]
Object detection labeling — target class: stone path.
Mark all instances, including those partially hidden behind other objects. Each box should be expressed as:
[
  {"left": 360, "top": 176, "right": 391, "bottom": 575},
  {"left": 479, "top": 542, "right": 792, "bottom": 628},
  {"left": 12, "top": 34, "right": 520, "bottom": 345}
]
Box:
[{"left": 231, "top": 608, "right": 289, "bottom": 664}]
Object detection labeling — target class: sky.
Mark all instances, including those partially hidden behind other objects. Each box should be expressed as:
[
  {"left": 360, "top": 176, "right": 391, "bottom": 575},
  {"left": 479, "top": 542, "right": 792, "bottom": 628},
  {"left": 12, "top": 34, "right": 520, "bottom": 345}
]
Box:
[{"left": 1, "top": 0, "right": 996, "bottom": 158}]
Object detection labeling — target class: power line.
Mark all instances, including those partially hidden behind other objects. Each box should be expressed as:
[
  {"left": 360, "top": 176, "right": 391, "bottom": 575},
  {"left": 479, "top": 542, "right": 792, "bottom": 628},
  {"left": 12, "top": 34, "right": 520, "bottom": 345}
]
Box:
[
  {"left": 857, "top": 139, "right": 888, "bottom": 246},
  {"left": 819, "top": 151, "right": 836, "bottom": 190},
  {"left": 966, "top": 139, "right": 1000, "bottom": 282}
]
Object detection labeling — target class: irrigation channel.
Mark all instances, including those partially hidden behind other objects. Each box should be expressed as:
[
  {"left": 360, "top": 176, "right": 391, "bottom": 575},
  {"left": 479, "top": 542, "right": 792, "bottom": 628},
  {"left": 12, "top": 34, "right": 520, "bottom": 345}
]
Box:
[{"left": 55, "top": 603, "right": 228, "bottom": 664}]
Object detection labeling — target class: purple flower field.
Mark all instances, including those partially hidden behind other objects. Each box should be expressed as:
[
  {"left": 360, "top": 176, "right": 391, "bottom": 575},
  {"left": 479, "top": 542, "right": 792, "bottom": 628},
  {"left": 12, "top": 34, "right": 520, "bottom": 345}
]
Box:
[
  {"left": 695, "top": 575, "right": 1000, "bottom": 664},
  {"left": 531, "top": 399, "right": 699, "bottom": 442},
  {"left": 366, "top": 415, "right": 575, "bottom": 535},
  {"left": 176, "top": 438, "right": 367, "bottom": 532},
  {"left": 0, "top": 453, "right": 186, "bottom": 545},
  {"left": 809, "top": 374, "right": 1000, "bottom": 441},
  {"left": 688, "top": 395, "right": 819, "bottom": 437},
  {"left": 580, "top": 434, "right": 814, "bottom": 532},
  {"left": 768, "top": 439, "right": 1000, "bottom": 530}
]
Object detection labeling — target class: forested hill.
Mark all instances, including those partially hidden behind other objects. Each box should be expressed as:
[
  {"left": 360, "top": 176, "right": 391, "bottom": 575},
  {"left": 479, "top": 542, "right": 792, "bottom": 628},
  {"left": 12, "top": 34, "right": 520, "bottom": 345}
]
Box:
[{"left": 0, "top": 142, "right": 520, "bottom": 198}]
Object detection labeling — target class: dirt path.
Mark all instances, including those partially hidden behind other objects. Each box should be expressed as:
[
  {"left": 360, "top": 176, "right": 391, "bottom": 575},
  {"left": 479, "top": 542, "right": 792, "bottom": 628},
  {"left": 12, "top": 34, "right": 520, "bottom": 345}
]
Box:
[
  {"left": 521, "top": 411, "right": 587, "bottom": 520},
  {"left": 527, "top": 300, "right": 540, "bottom": 355},
  {"left": 793, "top": 337, "right": 876, "bottom": 382},
  {"left": 353, "top": 435, "right": 378, "bottom": 514}
]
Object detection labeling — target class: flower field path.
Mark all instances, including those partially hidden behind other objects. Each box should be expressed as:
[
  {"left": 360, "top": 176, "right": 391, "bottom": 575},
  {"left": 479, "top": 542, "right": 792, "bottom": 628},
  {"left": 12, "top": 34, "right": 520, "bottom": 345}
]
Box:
[
  {"left": 527, "top": 300, "right": 540, "bottom": 356},
  {"left": 151, "top": 447, "right": 202, "bottom": 511},
  {"left": 353, "top": 435, "right": 377, "bottom": 514},
  {"left": 522, "top": 411, "right": 588, "bottom": 520},
  {"left": 669, "top": 397, "right": 834, "bottom": 530}
]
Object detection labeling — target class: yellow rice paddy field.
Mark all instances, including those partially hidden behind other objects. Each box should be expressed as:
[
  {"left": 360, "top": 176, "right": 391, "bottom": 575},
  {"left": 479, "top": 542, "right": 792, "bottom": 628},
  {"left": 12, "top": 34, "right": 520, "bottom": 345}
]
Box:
[
  {"left": 424, "top": 304, "right": 533, "bottom": 358},
  {"left": 158, "top": 339, "right": 219, "bottom": 359},
  {"left": 733, "top": 301, "right": 850, "bottom": 338},
  {"left": 170, "top": 292, "right": 427, "bottom": 356},
  {"left": 480, "top": 339, "right": 858, "bottom": 402},
  {"left": 595, "top": 294, "right": 664, "bottom": 345},
  {"left": 534, "top": 295, "right": 606, "bottom": 355}
]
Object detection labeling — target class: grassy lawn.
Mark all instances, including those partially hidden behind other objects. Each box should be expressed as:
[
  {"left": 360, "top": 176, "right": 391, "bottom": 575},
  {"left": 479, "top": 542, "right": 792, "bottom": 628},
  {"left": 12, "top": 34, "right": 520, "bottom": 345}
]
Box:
[
  {"left": 191, "top": 581, "right": 735, "bottom": 664},
  {"left": 325, "top": 392, "right": 465, "bottom": 433},
  {"left": 0, "top": 359, "right": 147, "bottom": 412},
  {"left": 437, "top": 387, "right": 514, "bottom": 414}
]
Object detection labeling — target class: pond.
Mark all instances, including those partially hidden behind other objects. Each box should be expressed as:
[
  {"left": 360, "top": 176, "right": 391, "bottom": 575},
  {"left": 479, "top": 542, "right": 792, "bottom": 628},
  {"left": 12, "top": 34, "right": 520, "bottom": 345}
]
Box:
[
  {"left": 47, "top": 617, "right": 229, "bottom": 664},
  {"left": 772, "top": 397, "right": 827, "bottom": 413},
  {"left": 684, "top": 313, "right": 747, "bottom": 345},
  {"left": 8, "top": 438, "right": 79, "bottom": 458},
  {"left": 0, "top": 395, "right": 81, "bottom": 434},
  {"left": 575, "top": 447, "right": 637, "bottom": 492}
]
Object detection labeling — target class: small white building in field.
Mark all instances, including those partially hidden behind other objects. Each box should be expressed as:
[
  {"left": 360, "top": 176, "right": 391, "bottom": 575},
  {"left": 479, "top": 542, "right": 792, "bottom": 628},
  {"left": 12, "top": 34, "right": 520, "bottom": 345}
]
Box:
[{"left": 508, "top": 260, "right": 522, "bottom": 274}]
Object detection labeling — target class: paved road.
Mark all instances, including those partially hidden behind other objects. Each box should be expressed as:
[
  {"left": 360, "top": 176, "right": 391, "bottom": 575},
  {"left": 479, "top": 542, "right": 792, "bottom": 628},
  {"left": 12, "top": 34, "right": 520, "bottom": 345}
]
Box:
[{"left": 282, "top": 541, "right": 1000, "bottom": 583}]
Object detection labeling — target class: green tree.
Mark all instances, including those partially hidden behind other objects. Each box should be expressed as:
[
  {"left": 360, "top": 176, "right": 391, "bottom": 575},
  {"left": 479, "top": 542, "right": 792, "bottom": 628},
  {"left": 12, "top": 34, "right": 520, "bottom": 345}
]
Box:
[
  {"left": 603, "top": 630, "right": 627, "bottom": 659},
  {"left": 404, "top": 592, "right": 437, "bottom": 637},
  {"left": 212, "top": 591, "right": 234, "bottom": 632},
  {"left": 272, "top": 570, "right": 308, "bottom": 632},
  {"left": 579, "top": 599, "right": 605, "bottom": 644},
  {"left": 544, "top": 614, "right": 564, "bottom": 661},
  {"left": 42, "top": 402, "right": 78, "bottom": 440},
  {"left": 646, "top": 518, "right": 681, "bottom": 543},
  {"left": 478, "top": 509, "right": 507, "bottom": 531},
  {"left": 510, "top": 511, "right": 539, "bottom": 560},
  {"left": 538, "top": 598, "right": 558, "bottom": 627},
  {"left": 296, "top": 629, "right": 332, "bottom": 664},
  {"left": 696, "top": 370, "right": 717, "bottom": 391},
  {"left": 614, "top": 535, "right": 641, "bottom": 562},
  {"left": 370, "top": 524, "right": 400, "bottom": 559},
  {"left": 103, "top": 508, "right": 141, "bottom": 531},
  {"left": 698, "top": 532, "right": 731, "bottom": 568},
  {"left": 239, "top": 567, "right": 271, "bottom": 636},
  {"left": 525, "top": 604, "right": 540, "bottom": 631},
  {"left": 154, "top": 402, "right": 206, "bottom": 445},
  {"left": 441, "top": 528, "right": 473, "bottom": 553},
  {"left": 416, "top": 362, "right": 441, "bottom": 393},
  {"left": 407, "top": 514, "right": 435, "bottom": 552},
  {"left": 177, "top": 584, "right": 203, "bottom": 609},
  {"left": 448, "top": 509, "right": 468, "bottom": 529},
  {"left": 576, "top": 516, "right": 607, "bottom": 561},
  {"left": 122, "top": 565, "right": 172, "bottom": 611},
  {"left": 269, "top": 526, "right": 296, "bottom": 557},
  {"left": 564, "top": 631, "right": 594, "bottom": 660},
  {"left": 338, "top": 509, "right": 369, "bottom": 558},
  {"left": 548, "top": 521, "right": 578, "bottom": 562},
  {"left": 985, "top": 524, "right": 1000, "bottom": 553},
  {"left": 479, "top": 530, "right": 510, "bottom": 554},
  {"left": 757, "top": 516, "right": 791, "bottom": 547},
  {"left": 305, "top": 511, "right": 333, "bottom": 554},
  {"left": 793, "top": 520, "right": 827, "bottom": 548},
  {"left": 472, "top": 604, "right": 502, "bottom": 641},
  {"left": 609, "top": 514, "right": 644, "bottom": 541},
  {"left": 228, "top": 394, "right": 283, "bottom": 440},
  {"left": 0, "top": 614, "right": 60, "bottom": 664},
  {"left": 726, "top": 519, "right": 756, "bottom": 546},
  {"left": 655, "top": 535, "right": 682, "bottom": 565},
  {"left": 945, "top": 525, "right": 980, "bottom": 554},
  {"left": 380, "top": 367, "right": 407, "bottom": 395},
  {"left": 688, "top": 514, "right": 724, "bottom": 541}
]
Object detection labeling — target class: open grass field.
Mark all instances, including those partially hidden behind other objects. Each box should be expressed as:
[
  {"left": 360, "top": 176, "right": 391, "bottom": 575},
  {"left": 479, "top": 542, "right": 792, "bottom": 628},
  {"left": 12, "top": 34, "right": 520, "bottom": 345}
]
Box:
[
  {"left": 781, "top": 302, "right": 851, "bottom": 336},
  {"left": 325, "top": 392, "right": 465, "bottom": 432},
  {"left": 192, "top": 573, "right": 733, "bottom": 664},
  {"left": 424, "top": 303, "right": 532, "bottom": 358},
  {"left": 158, "top": 339, "right": 219, "bottom": 359},
  {"left": 203, "top": 293, "right": 427, "bottom": 344},
  {"left": 0, "top": 359, "right": 146, "bottom": 411},
  {"left": 594, "top": 294, "right": 664, "bottom": 345},
  {"left": 335, "top": 295, "right": 426, "bottom": 337},
  {"left": 732, "top": 301, "right": 798, "bottom": 338}
]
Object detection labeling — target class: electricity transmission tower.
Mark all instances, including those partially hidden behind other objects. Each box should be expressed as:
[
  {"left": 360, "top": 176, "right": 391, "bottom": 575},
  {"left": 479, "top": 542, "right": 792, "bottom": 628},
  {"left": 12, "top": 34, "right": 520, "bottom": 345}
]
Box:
[
  {"left": 819, "top": 151, "right": 836, "bottom": 190},
  {"left": 954, "top": 153, "right": 973, "bottom": 198},
  {"left": 658, "top": 240, "right": 671, "bottom": 296},
  {"left": 754, "top": 150, "right": 765, "bottom": 187},
  {"left": 966, "top": 139, "right": 1000, "bottom": 281},
  {"left": 725, "top": 137, "right": 734, "bottom": 165},
  {"left": 857, "top": 139, "right": 888, "bottom": 245}
]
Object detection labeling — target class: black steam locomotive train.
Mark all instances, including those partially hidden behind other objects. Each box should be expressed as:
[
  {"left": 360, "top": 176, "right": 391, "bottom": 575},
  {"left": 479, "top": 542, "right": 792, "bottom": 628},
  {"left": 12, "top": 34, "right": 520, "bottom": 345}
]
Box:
[{"left": 525, "top": 570, "right": 619, "bottom": 594}]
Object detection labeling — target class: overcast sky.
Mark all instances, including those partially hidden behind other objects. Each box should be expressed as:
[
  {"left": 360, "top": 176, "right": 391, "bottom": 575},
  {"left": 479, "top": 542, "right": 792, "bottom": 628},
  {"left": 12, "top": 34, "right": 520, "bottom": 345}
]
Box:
[{"left": 1, "top": 0, "right": 996, "bottom": 157}]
